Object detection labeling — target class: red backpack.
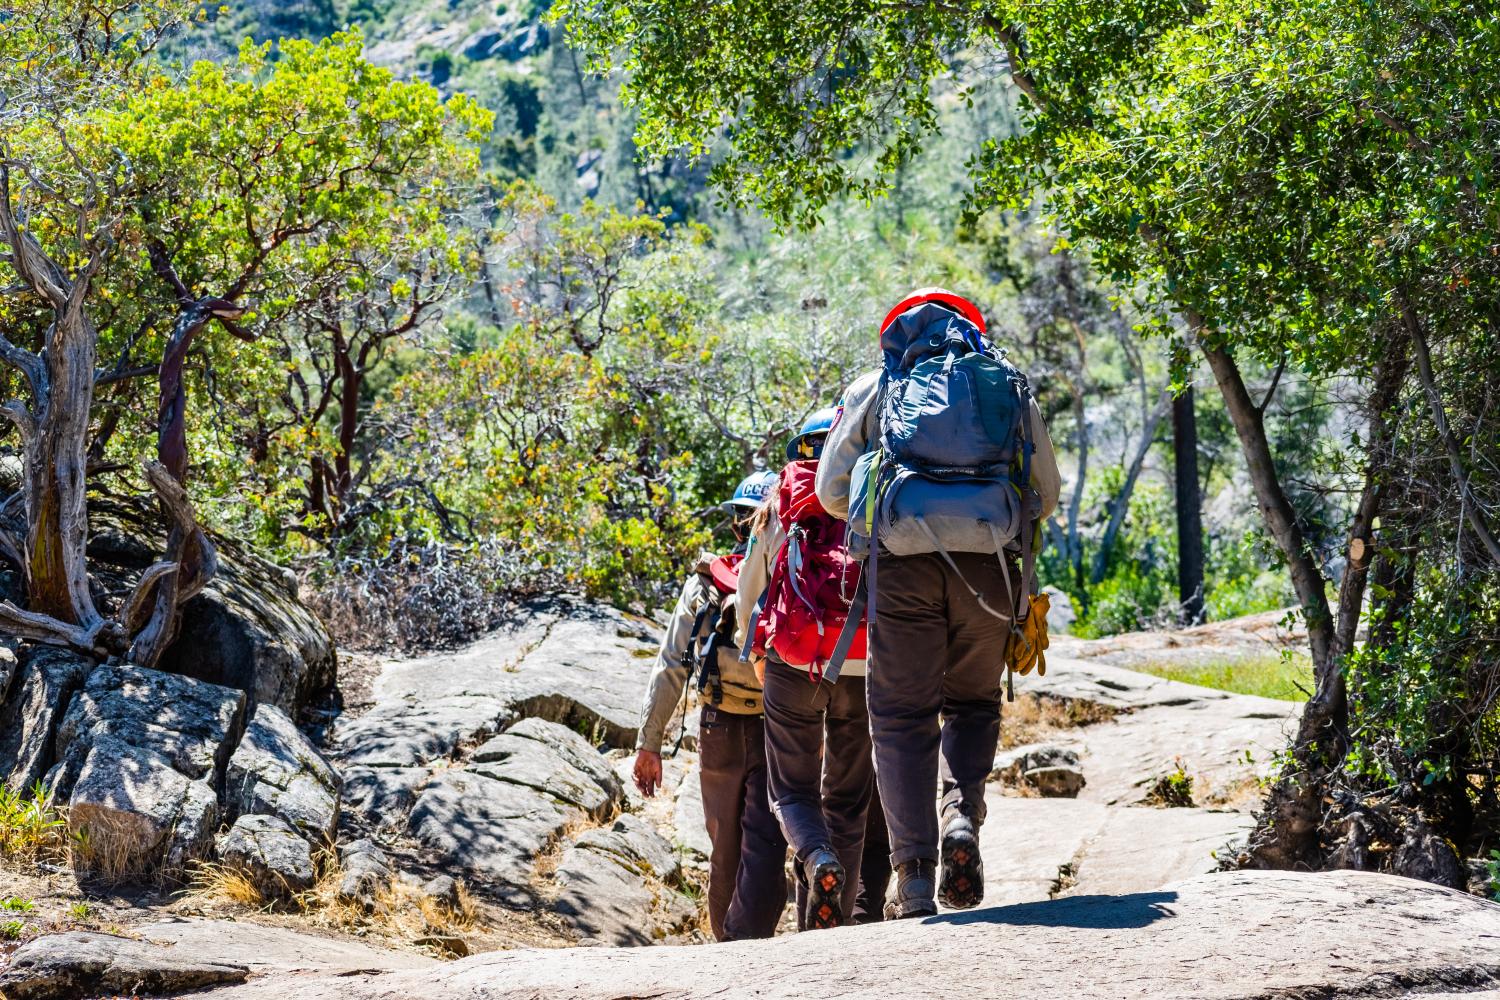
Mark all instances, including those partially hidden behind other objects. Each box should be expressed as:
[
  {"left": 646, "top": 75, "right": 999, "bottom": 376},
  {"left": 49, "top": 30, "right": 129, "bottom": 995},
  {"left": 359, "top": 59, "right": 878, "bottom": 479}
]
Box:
[{"left": 753, "top": 460, "right": 867, "bottom": 679}]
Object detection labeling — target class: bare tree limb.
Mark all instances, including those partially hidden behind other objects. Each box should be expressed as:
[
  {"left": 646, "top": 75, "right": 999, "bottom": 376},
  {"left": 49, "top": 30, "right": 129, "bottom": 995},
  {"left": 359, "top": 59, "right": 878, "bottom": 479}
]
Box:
[{"left": 1401, "top": 296, "right": 1500, "bottom": 566}]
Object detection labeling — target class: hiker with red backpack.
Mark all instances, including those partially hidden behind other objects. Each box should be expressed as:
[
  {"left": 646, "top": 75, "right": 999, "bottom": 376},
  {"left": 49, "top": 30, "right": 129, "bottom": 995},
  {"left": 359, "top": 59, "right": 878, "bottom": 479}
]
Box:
[
  {"left": 736, "top": 408, "right": 874, "bottom": 931},
  {"left": 817, "top": 289, "right": 1061, "bottom": 919},
  {"left": 632, "top": 470, "right": 787, "bottom": 941}
]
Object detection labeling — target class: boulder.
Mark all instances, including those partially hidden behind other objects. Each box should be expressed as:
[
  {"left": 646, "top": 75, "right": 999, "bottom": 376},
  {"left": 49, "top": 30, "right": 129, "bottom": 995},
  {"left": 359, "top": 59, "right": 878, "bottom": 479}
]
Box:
[
  {"left": 990, "top": 744, "right": 1082, "bottom": 784},
  {"left": 66, "top": 735, "right": 219, "bottom": 882},
  {"left": 1042, "top": 586, "right": 1076, "bottom": 635},
  {"left": 88, "top": 505, "right": 336, "bottom": 715},
  {"left": 572, "top": 813, "right": 680, "bottom": 883},
  {"left": 218, "top": 814, "right": 316, "bottom": 899},
  {"left": 42, "top": 665, "right": 243, "bottom": 882},
  {"left": 0, "top": 931, "right": 248, "bottom": 1000},
  {"left": 495, "top": 21, "right": 548, "bottom": 59},
  {"left": 0, "top": 647, "right": 92, "bottom": 793},
  {"left": 469, "top": 718, "right": 623, "bottom": 819},
  {"left": 163, "top": 778, "right": 220, "bottom": 875},
  {"left": 1025, "top": 764, "right": 1087, "bottom": 799},
  {"left": 337, "top": 839, "right": 392, "bottom": 909},
  {"left": 225, "top": 704, "right": 340, "bottom": 841},
  {"left": 0, "top": 641, "right": 17, "bottom": 706},
  {"left": 421, "top": 874, "right": 462, "bottom": 912},
  {"left": 461, "top": 28, "right": 504, "bottom": 59},
  {"left": 408, "top": 770, "right": 575, "bottom": 890},
  {"left": 50, "top": 663, "right": 245, "bottom": 794}
]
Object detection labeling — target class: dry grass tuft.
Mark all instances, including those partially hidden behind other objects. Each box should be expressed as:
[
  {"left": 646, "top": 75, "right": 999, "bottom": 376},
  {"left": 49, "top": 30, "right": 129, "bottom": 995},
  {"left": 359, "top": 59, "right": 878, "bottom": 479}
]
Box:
[
  {"left": 182, "top": 863, "right": 266, "bottom": 909},
  {"left": 1003, "top": 693, "right": 1119, "bottom": 748},
  {"left": 294, "top": 847, "right": 478, "bottom": 952}
]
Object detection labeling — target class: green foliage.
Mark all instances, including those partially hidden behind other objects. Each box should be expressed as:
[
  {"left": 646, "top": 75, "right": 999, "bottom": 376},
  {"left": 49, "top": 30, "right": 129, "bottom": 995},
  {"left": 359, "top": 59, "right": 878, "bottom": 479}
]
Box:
[
  {"left": 0, "top": 919, "right": 24, "bottom": 941},
  {"left": 1145, "top": 760, "right": 1195, "bottom": 808},
  {"left": 1345, "top": 569, "right": 1500, "bottom": 789},
  {"left": 0, "top": 897, "right": 34, "bottom": 912},
  {"left": 0, "top": 783, "right": 67, "bottom": 864},
  {"left": 1133, "top": 653, "right": 1313, "bottom": 703}
]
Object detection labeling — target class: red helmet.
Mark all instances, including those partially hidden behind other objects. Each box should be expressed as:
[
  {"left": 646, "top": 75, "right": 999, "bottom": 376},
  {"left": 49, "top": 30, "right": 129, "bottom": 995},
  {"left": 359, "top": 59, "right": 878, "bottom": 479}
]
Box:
[{"left": 879, "top": 287, "right": 987, "bottom": 336}]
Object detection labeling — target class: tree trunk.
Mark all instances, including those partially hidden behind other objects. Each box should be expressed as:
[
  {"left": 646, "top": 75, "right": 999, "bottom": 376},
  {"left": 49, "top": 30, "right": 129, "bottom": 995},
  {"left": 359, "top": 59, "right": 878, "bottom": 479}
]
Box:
[
  {"left": 1172, "top": 384, "right": 1205, "bottom": 624},
  {"left": 1066, "top": 381, "right": 1088, "bottom": 595},
  {"left": 1200, "top": 342, "right": 1334, "bottom": 685},
  {"left": 1091, "top": 391, "right": 1168, "bottom": 584},
  {"left": 333, "top": 339, "right": 360, "bottom": 521},
  {"left": 26, "top": 304, "right": 101, "bottom": 630}
]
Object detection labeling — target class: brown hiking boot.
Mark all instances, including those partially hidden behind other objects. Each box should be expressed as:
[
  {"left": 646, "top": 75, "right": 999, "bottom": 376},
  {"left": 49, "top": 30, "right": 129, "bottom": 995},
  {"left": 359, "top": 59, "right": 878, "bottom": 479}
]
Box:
[
  {"left": 939, "top": 815, "right": 984, "bottom": 910},
  {"left": 803, "top": 846, "right": 847, "bottom": 930},
  {"left": 884, "top": 859, "right": 938, "bottom": 920}
]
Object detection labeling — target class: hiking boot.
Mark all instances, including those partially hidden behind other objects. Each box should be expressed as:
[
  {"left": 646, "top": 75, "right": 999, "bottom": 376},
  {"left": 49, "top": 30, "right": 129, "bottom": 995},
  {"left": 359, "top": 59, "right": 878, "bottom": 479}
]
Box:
[
  {"left": 939, "top": 815, "right": 985, "bottom": 910},
  {"left": 802, "top": 846, "right": 847, "bottom": 930},
  {"left": 884, "top": 859, "right": 938, "bottom": 920}
]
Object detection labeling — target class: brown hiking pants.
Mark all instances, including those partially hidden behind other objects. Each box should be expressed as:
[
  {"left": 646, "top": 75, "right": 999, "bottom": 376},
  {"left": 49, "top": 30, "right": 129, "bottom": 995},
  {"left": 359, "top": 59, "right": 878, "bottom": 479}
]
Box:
[
  {"left": 762, "top": 661, "right": 874, "bottom": 927},
  {"left": 868, "top": 550, "right": 1013, "bottom": 866},
  {"left": 698, "top": 706, "right": 788, "bottom": 940}
]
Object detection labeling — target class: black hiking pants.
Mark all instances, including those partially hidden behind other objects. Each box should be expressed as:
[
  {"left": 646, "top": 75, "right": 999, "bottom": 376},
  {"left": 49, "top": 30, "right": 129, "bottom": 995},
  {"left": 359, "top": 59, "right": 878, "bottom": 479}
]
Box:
[
  {"left": 868, "top": 550, "right": 1013, "bottom": 867},
  {"left": 762, "top": 659, "right": 874, "bottom": 927},
  {"left": 698, "top": 706, "right": 787, "bottom": 940},
  {"left": 853, "top": 779, "right": 891, "bottom": 923}
]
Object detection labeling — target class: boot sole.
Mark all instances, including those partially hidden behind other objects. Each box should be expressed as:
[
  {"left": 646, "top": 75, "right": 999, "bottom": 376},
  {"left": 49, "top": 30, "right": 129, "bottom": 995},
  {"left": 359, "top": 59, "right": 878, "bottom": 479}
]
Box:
[
  {"left": 807, "top": 859, "right": 847, "bottom": 930},
  {"left": 939, "top": 827, "right": 985, "bottom": 910}
]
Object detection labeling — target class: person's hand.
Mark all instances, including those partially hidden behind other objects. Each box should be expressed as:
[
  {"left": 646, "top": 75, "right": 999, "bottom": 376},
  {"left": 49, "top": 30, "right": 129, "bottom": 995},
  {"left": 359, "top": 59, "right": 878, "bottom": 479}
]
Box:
[
  {"left": 633, "top": 749, "right": 663, "bottom": 797},
  {"left": 752, "top": 654, "right": 766, "bottom": 685}
]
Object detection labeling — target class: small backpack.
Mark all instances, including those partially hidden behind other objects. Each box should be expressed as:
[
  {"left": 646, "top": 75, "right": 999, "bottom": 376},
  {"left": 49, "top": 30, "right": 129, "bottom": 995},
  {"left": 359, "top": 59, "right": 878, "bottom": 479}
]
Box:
[
  {"left": 752, "top": 461, "right": 867, "bottom": 680},
  {"left": 683, "top": 554, "right": 742, "bottom": 706}
]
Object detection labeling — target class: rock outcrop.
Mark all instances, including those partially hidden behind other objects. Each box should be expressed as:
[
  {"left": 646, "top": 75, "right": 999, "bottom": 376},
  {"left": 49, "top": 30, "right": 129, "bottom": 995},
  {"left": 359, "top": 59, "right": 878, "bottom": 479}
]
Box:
[
  {"left": 88, "top": 504, "right": 337, "bottom": 714},
  {"left": 224, "top": 704, "right": 340, "bottom": 841},
  {"left": 154, "top": 870, "right": 1500, "bottom": 1000},
  {"left": 47, "top": 664, "right": 245, "bottom": 881},
  {"left": 0, "top": 647, "right": 93, "bottom": 793},
  {"left": 0, "top": 932, "right": 248, "bottom": 1000},
  {"left": 408, "top": 715, "right": 629, "bottom": 895},
  {"left": 218, "top": 814, "right": 317, "bottom": 899},
  {"left": 337, "top": 838, "right": 392, "bottom": 909},
  {"left": 553, "top": 814, "right": 695, "bottom": 946}
]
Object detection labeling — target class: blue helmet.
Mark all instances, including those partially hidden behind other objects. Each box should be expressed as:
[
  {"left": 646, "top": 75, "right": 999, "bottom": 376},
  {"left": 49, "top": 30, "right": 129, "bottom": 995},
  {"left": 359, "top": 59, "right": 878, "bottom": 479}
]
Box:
[
  {"left": 784, "top": 406, "right": 838, "bottom": 462},
  {"left": 726, "top": 470, "right": 778, "bottom": 511}
]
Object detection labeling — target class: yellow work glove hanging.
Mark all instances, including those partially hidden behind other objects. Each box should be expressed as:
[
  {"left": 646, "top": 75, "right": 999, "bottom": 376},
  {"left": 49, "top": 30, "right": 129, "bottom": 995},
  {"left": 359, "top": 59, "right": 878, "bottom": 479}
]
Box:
[{"left": 1006, "top": 591, "right": 1051, "bottom": 678}]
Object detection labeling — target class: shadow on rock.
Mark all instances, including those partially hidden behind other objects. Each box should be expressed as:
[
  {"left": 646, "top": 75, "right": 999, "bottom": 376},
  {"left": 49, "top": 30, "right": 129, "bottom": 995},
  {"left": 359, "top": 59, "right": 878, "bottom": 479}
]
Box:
[{"left": 926, "top": 890, "right": 1178, "bottom": 930}]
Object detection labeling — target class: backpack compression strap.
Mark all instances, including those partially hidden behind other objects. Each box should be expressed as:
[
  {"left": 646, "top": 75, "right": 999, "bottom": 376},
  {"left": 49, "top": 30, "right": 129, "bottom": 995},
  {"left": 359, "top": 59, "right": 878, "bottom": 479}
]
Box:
[
  {"left": 688, "top": 593, "right": 725, "bottom": 706},
  {"left": 1007, "top": 384, "right": 1041, "bottom": 700}
]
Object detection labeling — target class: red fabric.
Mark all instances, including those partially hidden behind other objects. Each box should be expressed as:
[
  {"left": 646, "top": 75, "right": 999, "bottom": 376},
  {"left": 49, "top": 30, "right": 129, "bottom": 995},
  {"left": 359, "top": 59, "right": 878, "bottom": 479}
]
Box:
[
  {"left": 879, "top": 287, "right": 987, "bottom": 336},
  {"left": 708, "top": 554, "right": 742, "bottom": 595},
  {"left": 754, "top": 461, "right": 867, "bottom": 672}
]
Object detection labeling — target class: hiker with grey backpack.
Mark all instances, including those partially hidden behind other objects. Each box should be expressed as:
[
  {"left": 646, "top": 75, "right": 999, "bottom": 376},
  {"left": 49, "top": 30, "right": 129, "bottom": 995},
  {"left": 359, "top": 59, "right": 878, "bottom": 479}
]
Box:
[{"left": 816, "top": 288, "right": 1061, "bottom": 919}]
